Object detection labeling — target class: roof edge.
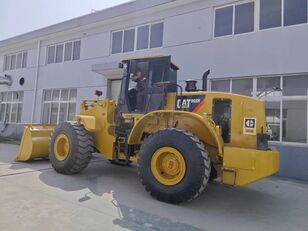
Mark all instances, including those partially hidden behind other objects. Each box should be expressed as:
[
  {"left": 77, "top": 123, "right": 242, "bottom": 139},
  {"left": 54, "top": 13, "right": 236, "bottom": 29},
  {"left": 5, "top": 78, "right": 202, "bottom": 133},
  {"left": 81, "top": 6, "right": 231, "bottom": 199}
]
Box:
[{"left": 0, "top": 0, "right": 176, "bottom": 49}]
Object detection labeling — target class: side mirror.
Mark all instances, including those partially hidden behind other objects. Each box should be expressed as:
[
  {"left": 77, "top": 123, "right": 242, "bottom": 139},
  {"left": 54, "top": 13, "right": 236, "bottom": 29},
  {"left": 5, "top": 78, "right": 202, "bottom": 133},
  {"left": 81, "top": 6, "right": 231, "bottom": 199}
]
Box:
[
  {"left": 95, "top": 90, "right": 103, "bottom": 97},
  {"left": 118, "top": 63, "right": 124, "bottom": 69}
]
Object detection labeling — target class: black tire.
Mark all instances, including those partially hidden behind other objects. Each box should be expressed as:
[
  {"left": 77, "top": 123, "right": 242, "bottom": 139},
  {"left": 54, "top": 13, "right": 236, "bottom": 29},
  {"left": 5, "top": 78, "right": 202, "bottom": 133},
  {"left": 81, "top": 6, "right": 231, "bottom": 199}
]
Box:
[
  {"left": 138, "top": 128, "right": 211, "bottom": 204},
  {"left": 49, "top": 121, "right": 94, "bottom": 175}
]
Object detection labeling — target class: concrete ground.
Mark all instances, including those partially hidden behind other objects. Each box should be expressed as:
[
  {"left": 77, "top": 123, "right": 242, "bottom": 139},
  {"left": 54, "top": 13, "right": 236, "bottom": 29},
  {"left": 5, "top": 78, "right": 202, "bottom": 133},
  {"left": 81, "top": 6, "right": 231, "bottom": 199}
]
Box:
[{"left": 0, "top": 143, "right": 308, "bottom": 231}]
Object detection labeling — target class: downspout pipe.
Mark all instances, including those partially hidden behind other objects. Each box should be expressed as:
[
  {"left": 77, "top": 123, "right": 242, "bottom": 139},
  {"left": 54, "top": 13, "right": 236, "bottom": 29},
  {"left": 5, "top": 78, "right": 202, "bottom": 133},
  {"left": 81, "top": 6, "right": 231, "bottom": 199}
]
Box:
[
  {"left": 0, "top": 75, "right": 12, "bottom": 86},
  {"left": 31, "top": 40, "right": 41, "bottom": 123}
]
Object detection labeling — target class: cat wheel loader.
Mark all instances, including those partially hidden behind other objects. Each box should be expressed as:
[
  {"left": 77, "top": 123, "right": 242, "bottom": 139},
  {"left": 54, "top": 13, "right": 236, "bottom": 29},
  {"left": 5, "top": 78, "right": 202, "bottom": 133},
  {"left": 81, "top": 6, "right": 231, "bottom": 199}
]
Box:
[{"left": 16, "top": 56, "right": 279, "bottom": 204}]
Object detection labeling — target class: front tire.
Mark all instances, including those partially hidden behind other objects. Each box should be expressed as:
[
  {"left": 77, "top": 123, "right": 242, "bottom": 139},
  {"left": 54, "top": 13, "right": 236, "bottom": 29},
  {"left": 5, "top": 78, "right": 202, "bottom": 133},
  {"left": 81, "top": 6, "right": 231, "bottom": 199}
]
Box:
[
  {"left": 49, "top": 122, "right": 94, "bottom": 175},
  {"left": 138, "top": 128, "right": 211, "bottom": 204}
]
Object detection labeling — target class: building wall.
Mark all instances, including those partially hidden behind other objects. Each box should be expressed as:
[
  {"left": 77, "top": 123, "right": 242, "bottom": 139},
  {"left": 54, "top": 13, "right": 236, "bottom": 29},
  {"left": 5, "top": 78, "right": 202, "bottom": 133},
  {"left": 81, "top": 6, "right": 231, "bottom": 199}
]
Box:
[{"left": 0, "top": 0, "right": 308, "bottom": 180}]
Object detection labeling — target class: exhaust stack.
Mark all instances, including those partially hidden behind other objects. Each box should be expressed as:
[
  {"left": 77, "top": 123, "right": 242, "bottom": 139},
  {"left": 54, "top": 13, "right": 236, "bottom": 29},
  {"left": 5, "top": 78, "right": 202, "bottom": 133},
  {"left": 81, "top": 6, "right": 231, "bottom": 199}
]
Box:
[{"left": 202, "top": 70, "right": 210, "bottom": 91}]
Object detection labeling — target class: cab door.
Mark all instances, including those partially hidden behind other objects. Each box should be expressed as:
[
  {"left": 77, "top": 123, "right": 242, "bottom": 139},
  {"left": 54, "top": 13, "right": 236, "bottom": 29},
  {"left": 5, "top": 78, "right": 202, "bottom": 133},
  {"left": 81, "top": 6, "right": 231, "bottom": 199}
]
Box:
[
  {"left": 144, "top": 58, "right": 172, "bottom": 113},
  {"left": 212, "top": 99, "right": 232, "bottom": 143}
]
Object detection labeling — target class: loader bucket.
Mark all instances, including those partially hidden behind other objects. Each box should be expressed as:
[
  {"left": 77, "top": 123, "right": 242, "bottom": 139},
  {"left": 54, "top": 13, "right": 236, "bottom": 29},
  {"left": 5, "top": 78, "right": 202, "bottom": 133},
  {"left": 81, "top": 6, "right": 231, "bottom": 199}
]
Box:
[{"left": 16, "top": 124, "right": 55, "bottom": 161}]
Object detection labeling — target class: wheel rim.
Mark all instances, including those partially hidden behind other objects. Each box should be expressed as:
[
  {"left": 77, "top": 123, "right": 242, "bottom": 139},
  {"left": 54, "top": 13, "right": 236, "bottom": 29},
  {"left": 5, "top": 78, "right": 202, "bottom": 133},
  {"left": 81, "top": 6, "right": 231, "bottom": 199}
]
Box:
[
  {"left": 54, "top": 134, "right": 70, "bottom": 161},
  {"left": 151, "top": 147, "right": 186, "bottom": 186}
]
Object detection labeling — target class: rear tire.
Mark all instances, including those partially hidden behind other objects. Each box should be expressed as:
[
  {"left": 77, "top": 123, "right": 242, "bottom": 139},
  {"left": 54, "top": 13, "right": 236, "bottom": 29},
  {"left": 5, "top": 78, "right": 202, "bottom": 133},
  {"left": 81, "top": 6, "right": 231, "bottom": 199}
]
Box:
[
  {"left": 49, "top": 122, "right": 94, "bottom": 175},
  {"left": 138, "top": 128, "right": 211, "bottom": 204}
]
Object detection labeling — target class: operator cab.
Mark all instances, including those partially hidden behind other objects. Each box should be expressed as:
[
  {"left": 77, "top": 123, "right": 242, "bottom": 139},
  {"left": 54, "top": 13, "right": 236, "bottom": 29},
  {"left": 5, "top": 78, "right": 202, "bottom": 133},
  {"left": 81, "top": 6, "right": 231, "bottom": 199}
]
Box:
[{"left": 118, "top": 56, "right": 179, "bottom": 113}]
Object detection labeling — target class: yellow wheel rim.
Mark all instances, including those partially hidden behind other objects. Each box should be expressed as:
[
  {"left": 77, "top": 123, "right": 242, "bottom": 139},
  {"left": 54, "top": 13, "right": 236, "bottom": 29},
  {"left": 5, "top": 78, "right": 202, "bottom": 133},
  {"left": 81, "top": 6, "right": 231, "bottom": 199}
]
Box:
[
  {"left": 54, "top": 134, "right": 70, "bottom": 161},
  {"left": 151, "top": 147, "right": 186, "bottom": 186}
]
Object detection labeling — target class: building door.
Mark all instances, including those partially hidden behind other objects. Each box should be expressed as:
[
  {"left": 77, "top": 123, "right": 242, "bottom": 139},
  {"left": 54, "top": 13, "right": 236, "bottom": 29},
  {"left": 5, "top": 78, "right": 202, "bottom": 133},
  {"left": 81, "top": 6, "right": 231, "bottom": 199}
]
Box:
[{"left": 109, "top": 79, "right": 122, "bottom": 102}]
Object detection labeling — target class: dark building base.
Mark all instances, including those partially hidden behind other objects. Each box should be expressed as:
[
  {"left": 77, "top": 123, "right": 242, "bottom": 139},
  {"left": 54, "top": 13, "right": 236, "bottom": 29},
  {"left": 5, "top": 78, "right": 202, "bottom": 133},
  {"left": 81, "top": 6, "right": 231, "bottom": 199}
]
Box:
[{"left": 274, "top": 144, "right": 308, "bottom": 181}]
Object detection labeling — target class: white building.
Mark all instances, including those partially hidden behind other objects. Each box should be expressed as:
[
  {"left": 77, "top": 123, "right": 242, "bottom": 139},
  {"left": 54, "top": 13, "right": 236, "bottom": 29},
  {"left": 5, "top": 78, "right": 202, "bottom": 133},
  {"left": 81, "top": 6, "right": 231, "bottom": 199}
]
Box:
[{"left": 1, "top": 0, "right": 308, "bottom": 180}]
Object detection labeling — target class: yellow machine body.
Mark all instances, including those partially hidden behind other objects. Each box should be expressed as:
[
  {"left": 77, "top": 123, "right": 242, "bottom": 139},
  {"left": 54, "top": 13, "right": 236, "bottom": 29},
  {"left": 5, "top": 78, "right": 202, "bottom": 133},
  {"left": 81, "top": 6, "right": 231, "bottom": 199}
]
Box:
[
  {"left": 75, "top": 100, "right": 117, "bottom": 160},
  {"left": 126, "top": 91, "right": 279, "bottom": 186},
  {"left": 16, "top": 56, "right": 279, "bottom": 188},
  {"left": 16, "top": 92, "right": 279, "bottom": 187}
]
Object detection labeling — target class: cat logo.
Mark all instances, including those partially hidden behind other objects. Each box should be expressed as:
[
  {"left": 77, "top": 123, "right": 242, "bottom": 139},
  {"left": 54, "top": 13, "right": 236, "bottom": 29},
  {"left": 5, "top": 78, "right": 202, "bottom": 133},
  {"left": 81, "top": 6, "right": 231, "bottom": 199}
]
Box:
[
  {"left": 176, "top": 98, "right": 201, "bottom": 109},
  {"left": 176, "top": 95, "right": 205, "bottom": 112},
  {"left": 243, "top": 118, "right": 257, "bottom": 135}
]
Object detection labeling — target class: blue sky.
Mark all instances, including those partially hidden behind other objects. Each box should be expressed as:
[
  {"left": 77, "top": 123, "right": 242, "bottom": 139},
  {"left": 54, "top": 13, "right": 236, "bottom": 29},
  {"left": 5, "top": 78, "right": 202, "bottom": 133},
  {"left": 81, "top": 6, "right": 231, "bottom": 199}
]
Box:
[{"left": 0, "top": 0, "right": 130, "bottom": 41}]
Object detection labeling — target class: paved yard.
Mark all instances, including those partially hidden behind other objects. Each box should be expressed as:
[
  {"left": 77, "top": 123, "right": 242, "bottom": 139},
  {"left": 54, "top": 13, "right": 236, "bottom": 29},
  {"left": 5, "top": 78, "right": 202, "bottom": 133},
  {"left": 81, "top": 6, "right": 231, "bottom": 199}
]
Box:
[{"left": 0, "top": 143, "right": 307, "bottom": 231}]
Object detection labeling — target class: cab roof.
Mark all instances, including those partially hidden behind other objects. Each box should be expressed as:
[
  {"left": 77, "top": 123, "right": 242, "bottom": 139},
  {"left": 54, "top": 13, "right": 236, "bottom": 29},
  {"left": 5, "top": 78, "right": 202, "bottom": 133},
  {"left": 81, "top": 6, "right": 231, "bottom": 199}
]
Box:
[{"left": 122, "top": 55, "right": 179, "bottom": 70}]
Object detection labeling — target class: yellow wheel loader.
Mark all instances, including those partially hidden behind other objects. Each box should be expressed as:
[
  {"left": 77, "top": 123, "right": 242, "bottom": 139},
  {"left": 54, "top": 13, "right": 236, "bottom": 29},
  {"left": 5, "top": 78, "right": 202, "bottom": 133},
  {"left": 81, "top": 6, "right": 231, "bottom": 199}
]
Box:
[{"left": 16, "top": 56, "right": 279, "bottom": 204}]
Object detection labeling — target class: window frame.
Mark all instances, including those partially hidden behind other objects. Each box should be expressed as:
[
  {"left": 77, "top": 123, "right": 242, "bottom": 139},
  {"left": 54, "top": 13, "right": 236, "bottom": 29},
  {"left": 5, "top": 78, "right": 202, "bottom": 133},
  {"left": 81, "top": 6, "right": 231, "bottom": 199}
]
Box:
[
  {"left": 111, "top": 21, "right": 164, "bottom": 55},
  {"left": 213, "top": 0, "right": 256, "bottom": 38},
  {"left": 46, "top": 39, "right": 81, "bottom": 65},
  {"left": 137, "top": 24, "right": 151, "bottom": 50},
  {"left": 41, "top": 88, "right": 77, "bottom": 124},
  {"left": 283, "top": 0, "right": 308, "bottom": 27},
  {"left": 213, "top": 0, "right": 308, "bottom": 38},
  {"left": 0, "top": 91, "right": 23, "bottom": 124},
  {"left": 3, "top": 51, "right": 28, "bottom": 71},
  {"left": 259, "top": 0, "right": 283, "bottom": 30},
  {"left": 123, "top": 28, "right": 136, "bottom": 53},
  {"left": 259, "top": 0, "right": 308, "bottom": 31}
]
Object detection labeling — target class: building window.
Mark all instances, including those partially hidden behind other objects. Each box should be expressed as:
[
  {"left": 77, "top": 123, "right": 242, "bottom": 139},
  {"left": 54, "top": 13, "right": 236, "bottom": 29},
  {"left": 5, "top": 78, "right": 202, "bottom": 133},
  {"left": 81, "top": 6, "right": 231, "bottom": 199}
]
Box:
[
  {"left": 214, "top": 6, "right": 233, "bottom": 37},
  {"left": 47, "top": 40, "right": 81, "bottom": 64},
  {"left": 10, "top": 55, "right": 16, "bottom": 70},
  {"left": 260, "top": 0, "right": 282, "bottom": 30},
  {"left": 47, "top": 46, "right": 56, "bottom": 64},
  {"left": 232, "top": 79, "right": 253, "bottom": 96},
  {"left": 123, "top": 29, "right": 135, "bottom": 53},
  {"left": 214, "top": 2, "right": 255, "bottom": 37},
  {"left": 22, "top": 52, "right": 27, "bottom": 68},
  {"left": 211, "top": 80, "right": 231, "bottom": 92},
  {"left": 55, "top": 44, "right": 64, "bottom": 63},
  {"left": 283, "top": 75, "right": 308, "bottom": 96},
  {"left": 265, "top": 101, "right": 281, "bottom": 141},
  {"left": 0, "top": 91, "right": 23, "bottom": 124},
  {"left": 4, "top": 56, "right": 10, "bottom": 71},
  {"left": 64, "top": 42, "right": 73, "bottom": 61},
  {"left": 42, "top": 89, "right": 77, "bottom": 124},
  {"left": 257, "top": 77, "right": 281, "bottom": 97},
  {"left": 112, "top": 31, "right": 123, "bottom": 54},
  {"left": 284, "top": 0, "right": 307, "bottom": 26},
  {"left": 150, "top": 22, "right": 164, "bottom": 48},
  {"left": 259, "top": 76, "right": 308, "bottom": 144},
  {"left": 260, "top": 0, "right": 307, "bottom": 30},
  {"left": 3, "top": 51, "right": 27, "bottom": 71},
  {"left": 282, "top": 101, "right": 307, "bottom": 143},
  {"left": 111, "top": 22, "right": 164, "bottom": 54},
  {"left": 235, "top": 2, "right": 255, "bottom": 34},
  {"left": 137, "top": 25, "right": 150, "bottom": 50},
  {"left": 16, "top": 53, "right": 22, "bottom": 69},
  {"left": 72, "top": 40, "right": 81, "bottom": 60}
]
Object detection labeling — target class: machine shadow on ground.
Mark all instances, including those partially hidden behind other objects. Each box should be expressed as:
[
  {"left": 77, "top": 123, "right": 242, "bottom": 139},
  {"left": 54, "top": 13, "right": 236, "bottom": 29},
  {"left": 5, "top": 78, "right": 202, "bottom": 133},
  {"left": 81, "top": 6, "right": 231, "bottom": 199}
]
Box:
[
  {"left": 37, "top": 155, "right": 208, "bottom": 231},
  {"left": 36, "top": 154, "right": 281, "bottom": 231}
]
